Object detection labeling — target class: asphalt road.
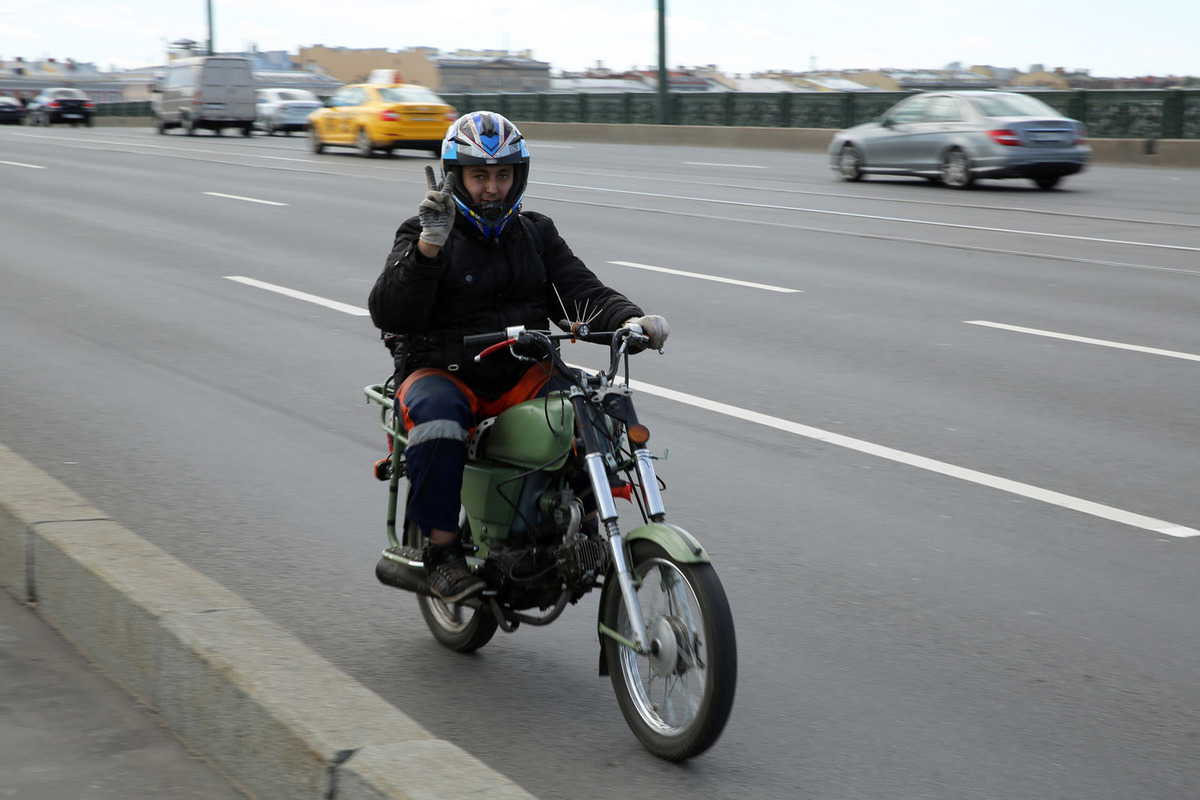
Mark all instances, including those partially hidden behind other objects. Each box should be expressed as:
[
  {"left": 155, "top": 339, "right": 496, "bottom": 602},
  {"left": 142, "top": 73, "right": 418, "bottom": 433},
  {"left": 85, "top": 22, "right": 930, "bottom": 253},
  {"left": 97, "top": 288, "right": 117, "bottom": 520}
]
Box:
[{"left": 2, "top": 125, "right": 1198, "bottom": 800}]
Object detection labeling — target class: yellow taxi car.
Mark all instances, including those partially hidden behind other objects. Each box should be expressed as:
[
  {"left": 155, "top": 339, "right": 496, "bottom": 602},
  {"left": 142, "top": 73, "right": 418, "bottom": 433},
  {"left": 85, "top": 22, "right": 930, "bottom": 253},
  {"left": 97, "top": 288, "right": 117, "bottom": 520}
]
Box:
[{"left": 308, "top": 83, "right": 458, "bottom": 158}]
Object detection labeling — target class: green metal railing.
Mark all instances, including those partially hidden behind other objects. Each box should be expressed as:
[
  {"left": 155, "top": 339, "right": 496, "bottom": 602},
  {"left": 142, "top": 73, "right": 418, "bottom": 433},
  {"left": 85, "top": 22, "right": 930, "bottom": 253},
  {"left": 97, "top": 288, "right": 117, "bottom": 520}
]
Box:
[
  {"left": 440, "top": 89, "right": 1200, "bottom": 139},
  {"left": 95, "top": 100, "right": 154, "bottom": 117},
  {"left": 98, "top": 89, "right": 1200, "bottom": 139}
]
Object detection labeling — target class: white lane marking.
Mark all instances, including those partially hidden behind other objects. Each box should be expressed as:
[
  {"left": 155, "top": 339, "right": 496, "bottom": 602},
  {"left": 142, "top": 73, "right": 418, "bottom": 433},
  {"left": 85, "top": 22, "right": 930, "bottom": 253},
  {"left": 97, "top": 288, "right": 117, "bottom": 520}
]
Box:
[
  {"left": 621, "top": 376, "right": 1198, "bottom": 538},
  {"left": 541, "top": 182, "right": 1200, "bottom": 254},
  {"left": 224, "top": 276, "right": 370, "bottom": 316},
  {"left": 683, "top": 162, "right": 767, "bottom": 169},
  {"left": 204, "top": 192, "right": 288, "bottom": 206},
  {"left": 227, "top": 276, "right": 1197, "bottom": 538},
  {"left": 966, "top": 321, "right": 1200, "bottom": 363},
  {"left": 1, "top": 160, "right": 46, "bottom": 169},
  {"left": 608, "top": 261, "right": 801, "bottom": 293}
]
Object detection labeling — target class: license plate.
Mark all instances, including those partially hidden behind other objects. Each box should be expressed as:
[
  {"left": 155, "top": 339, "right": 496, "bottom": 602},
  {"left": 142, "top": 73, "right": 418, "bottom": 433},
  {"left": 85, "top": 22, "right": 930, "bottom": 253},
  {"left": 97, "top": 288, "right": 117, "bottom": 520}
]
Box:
[
  {"left": 64, "top": 114, "right": 82, "bottom": 119},
  {"left": 204, "top": 103, "right": 226, "bottom": 110},
  {"left": 1031, "top": 132, "right": 1064, "bottom": 143}
]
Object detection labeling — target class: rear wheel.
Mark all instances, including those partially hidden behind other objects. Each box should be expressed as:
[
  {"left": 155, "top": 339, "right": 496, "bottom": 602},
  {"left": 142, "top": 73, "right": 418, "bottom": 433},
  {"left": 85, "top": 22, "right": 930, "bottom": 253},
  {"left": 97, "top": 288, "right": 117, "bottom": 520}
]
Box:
[
  {"left": 602, "top": 540, "right": 737, "bottom": 760},
  {"left": 406, "top": 518, "right": 498, "bottom": 653},
  {"left": 837, "top": 144, "right": 865, "bottom": 181},
  {"left": 1033, "top": 175, "right": 1061, "bottom": 190},
  {"left": 941, "top": 148, "right": 974, "bottom": 189},
  {"left": 356, "top": 128, "right": 376, "bottom": 158}
]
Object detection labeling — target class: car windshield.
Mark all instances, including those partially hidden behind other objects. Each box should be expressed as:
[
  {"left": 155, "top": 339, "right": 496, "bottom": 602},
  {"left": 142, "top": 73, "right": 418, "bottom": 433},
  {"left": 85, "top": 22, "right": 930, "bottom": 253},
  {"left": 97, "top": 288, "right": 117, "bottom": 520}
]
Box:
[
  {"left": 972, "top": 94, "right": 1062, "bottom": 118},
  {"left": 378, "top": 86, "right": 444, "bottom": 104},
  {"left": 53, "top": 89, "right": 88, "bottom": 100}
]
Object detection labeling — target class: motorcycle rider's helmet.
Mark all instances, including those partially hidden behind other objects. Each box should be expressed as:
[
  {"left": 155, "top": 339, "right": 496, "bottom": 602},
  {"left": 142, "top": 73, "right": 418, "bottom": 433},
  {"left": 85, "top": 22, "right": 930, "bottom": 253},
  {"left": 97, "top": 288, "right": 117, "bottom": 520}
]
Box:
[{"left": 440, "top": 110, "right": 530, "bottom": 240}]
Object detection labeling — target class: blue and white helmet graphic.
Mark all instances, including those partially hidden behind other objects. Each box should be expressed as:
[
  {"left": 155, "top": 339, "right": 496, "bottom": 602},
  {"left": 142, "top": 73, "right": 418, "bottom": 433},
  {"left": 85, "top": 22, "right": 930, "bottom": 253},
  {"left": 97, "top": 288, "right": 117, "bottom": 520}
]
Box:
[{"left": 440, "top": 111, "right": 530, "bottom": 240}]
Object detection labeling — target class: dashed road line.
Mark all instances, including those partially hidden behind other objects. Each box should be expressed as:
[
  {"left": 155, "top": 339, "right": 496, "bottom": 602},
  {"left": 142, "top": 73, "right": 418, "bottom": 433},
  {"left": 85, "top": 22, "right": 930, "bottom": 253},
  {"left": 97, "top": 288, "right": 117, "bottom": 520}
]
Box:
[
  {"left": 608, "top": 261, "right": 801, "bottom": 293},
  {"left": 966, "top": 321, "right": 1200, "bottom": 363}
]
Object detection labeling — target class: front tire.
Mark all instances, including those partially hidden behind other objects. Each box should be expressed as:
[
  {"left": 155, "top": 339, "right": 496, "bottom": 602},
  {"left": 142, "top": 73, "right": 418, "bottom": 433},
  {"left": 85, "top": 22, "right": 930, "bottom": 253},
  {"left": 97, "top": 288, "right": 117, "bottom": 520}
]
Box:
[
  {"left": 837, "top": 144, "right": 865, "bottom": 181},
  {"left": 602, "top": 540, "right": 737, "bottom": 761},
  {"left": 405, "top": 519, "right": 498, "bottom": 653},
  {"left": 1033, "top": 175, "right": 1061, "bottom": 190},
  {"left": 941, "top": 148, "right": 974, "bottom": 189},
  {"left": 309, "top": 125, "right": 325, "bottom": 154}
]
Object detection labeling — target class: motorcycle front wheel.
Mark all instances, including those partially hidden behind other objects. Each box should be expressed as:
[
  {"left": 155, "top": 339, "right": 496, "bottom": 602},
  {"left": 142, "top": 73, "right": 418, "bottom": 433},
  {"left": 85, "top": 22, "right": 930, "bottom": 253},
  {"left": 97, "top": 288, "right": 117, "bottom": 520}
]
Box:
[
  {"left": 403, "top": 518, "right": 498, "bottom": 652},
  {"left": 602, "top": 540, "right": 737, "bottom": 760}
]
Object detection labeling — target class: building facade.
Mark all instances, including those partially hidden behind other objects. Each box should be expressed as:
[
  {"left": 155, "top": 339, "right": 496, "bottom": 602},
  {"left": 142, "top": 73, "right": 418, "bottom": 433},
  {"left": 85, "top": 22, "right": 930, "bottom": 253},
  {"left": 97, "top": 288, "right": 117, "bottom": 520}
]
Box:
[
  {"left": 297, "top": 45, "right": 440, "bottom": 88},
  {"left": 435, "top": 50, "right": 551, "bottom": 93}
]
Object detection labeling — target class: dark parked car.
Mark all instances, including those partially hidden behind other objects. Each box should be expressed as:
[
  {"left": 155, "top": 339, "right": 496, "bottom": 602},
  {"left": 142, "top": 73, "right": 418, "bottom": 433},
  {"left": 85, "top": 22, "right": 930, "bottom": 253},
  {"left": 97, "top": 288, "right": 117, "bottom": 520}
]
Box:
[
  {"left": 0, "top": 96, "right": 27, "bottom": 125},
  {"left": 828, "top": 91, "right": 1090, "bottom": 190},
  {"left": 26, "top": 87, "right": 95, "bottom": 127}
]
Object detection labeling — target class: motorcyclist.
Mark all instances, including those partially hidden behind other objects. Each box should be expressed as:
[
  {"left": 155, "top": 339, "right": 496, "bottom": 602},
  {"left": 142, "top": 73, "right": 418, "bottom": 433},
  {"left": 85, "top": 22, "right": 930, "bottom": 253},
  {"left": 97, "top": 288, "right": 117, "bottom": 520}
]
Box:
[{"left": 368, "top": 110, "right": 669, "bottom": 603}]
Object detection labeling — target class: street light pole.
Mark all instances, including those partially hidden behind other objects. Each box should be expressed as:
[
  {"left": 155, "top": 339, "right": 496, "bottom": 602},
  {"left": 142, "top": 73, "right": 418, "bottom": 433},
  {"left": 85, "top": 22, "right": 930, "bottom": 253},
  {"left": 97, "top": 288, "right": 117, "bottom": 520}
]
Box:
[
  {"left": 207, "top": 0, "right": 215, "bottom": 55},
  {"left": 657, "top": 0, "right": 668, "bottom": 124}
]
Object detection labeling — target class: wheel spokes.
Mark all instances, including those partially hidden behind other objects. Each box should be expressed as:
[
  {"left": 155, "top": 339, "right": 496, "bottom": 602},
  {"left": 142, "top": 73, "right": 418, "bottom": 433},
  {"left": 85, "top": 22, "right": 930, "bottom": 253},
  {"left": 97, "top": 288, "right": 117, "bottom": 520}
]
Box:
[{"left": 621, "top": 559, "right": 709, "bottom": 733}]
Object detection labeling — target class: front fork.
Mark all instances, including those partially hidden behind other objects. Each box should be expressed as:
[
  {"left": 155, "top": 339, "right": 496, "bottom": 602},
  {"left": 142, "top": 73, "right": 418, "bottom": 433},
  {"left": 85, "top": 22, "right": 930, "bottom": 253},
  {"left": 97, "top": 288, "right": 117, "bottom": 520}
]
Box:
[{"left": 583, "top": 451, "right": 651, "bottom": 653}]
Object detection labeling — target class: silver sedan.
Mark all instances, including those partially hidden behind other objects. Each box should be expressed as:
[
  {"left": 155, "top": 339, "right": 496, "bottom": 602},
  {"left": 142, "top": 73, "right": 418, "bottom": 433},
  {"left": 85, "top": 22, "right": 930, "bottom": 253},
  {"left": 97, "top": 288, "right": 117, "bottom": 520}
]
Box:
[{"left": 828, "top": 91, "right": 1091, "bottom": 190}]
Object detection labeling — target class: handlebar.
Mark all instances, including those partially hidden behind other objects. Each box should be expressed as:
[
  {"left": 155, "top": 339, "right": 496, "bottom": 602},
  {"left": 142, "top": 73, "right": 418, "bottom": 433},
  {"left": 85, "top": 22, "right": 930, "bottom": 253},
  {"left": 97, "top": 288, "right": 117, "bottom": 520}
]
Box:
[
  {"left": 462, "top": 325, "right": 526, "bottom": 351},
  {"left": 462, "top": 323, "right": 650, "bottom": 384}
]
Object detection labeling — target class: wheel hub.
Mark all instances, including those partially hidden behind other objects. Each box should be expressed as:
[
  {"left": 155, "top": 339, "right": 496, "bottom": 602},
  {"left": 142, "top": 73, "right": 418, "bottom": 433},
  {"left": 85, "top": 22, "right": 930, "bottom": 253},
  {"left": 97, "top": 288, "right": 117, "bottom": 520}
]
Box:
[{"left": 648, "top": 616, "right": 691, "bottom": 676}]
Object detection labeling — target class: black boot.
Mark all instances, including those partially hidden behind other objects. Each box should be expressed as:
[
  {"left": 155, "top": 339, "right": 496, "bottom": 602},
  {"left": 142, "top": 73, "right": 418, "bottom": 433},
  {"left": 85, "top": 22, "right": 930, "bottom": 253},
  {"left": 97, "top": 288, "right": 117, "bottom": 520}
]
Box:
[{"left": 425, "top": 542, "right": 485, "bottom": 603}]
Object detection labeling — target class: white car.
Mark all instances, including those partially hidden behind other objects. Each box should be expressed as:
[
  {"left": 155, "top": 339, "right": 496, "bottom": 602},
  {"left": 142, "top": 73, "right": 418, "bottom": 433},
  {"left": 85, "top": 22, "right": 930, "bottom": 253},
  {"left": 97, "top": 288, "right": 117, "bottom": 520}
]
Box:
[{"left": 255, "top": 88, "right": 323, "bottom": 136}]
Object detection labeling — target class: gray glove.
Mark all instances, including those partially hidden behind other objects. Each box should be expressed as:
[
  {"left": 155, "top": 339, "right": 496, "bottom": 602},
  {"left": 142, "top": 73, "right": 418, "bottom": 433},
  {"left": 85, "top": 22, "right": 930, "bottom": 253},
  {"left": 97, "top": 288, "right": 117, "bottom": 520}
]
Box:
[
  {"left": 623, "top": 314, "right": 670, "bottom": 351},
  {"left": 417, "top": 165, "right": 457, "bottom": 247}
]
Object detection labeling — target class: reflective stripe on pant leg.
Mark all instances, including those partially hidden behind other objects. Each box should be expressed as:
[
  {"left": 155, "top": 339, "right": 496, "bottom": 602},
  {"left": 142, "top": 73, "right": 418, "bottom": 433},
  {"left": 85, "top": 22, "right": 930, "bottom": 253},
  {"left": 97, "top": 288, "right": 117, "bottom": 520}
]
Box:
[
  {"left": 406, "top": 419, "right": 470, "bottom": 448},
  {"left": 397, "top": 372, "right": 477, "bottom": 534}
]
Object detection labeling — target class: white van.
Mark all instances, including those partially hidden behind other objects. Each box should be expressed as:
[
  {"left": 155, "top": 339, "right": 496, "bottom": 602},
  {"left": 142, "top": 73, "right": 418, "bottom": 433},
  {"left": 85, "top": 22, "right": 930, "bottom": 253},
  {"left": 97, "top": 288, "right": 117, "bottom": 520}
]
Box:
[{"left": 153, "top": 56, "right": 257, "bottom": 136}]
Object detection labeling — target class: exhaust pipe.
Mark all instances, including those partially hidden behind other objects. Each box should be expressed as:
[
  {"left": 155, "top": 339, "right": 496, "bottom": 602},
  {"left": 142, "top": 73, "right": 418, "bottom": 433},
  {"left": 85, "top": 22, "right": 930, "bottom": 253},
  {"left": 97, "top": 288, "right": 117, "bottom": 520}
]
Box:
[
  {"left": 375, "top": 553, "right": 428, "bottom": 595},
  {"left": 375, "top": 548, "right": 488, "bottom": 612}
]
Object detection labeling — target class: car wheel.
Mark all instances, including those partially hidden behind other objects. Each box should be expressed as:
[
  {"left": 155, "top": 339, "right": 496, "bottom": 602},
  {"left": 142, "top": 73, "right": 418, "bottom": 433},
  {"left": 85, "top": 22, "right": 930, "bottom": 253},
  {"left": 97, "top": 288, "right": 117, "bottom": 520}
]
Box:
[
  {"left": 837, "top": 144, "right": 865, "bottom": 182},
  {"left": 309, "top": 126, "right": 325, "bottom": 154},
  {"left": 1033, "top": 175, "right": 1061, "bottom": 190},
  {"left": 356, "top": 128, "right": 376, "bottom": 158},
  {"left": 941, "top": 149, "right": 974, "bottom": 189}
]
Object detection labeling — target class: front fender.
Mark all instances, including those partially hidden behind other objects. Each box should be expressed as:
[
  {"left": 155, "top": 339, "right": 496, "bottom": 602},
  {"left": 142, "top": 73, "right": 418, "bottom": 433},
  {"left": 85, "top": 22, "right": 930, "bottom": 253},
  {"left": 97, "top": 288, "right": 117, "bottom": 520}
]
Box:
[{"left": 623, "top": 522, "right": 711, "bottom": 563}]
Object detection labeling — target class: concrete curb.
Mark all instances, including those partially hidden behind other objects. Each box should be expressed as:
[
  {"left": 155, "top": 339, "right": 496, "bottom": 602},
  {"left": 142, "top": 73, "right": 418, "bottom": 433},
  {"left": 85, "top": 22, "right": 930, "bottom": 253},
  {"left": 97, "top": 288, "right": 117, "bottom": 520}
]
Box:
[{"left": 0, "top": 442, "right": 536, "bottom": 800}]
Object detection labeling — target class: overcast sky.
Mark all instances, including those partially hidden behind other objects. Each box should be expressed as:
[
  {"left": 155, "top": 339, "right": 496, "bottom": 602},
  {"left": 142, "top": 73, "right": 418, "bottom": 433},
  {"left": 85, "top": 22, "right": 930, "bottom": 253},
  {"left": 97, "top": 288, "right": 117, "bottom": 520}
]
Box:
[{"left": 1, "top": 0, "right": 1195, "bottom": 78}]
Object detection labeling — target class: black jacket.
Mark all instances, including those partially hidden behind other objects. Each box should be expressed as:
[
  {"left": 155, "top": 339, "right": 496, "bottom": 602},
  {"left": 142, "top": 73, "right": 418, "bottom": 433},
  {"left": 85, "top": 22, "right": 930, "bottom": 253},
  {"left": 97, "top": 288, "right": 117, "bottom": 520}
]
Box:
[{"left": 369, "top": 210, "right": 643, "bottom": 399}]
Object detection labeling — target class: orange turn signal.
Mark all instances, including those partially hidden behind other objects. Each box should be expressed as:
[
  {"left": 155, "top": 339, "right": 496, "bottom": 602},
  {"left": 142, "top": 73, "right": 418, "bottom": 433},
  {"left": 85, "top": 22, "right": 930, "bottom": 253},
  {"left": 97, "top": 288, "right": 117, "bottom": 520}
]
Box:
[{"left": 627, "top": 424, "right": 650, "bottom": 446}]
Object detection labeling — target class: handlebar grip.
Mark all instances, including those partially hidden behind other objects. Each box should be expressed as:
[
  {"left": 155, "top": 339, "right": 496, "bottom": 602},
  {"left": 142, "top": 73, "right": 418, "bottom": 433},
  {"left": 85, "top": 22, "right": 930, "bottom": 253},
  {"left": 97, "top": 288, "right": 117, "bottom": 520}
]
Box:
[{"left": 462, "top": 332, "right": 509, "bottom": 349}]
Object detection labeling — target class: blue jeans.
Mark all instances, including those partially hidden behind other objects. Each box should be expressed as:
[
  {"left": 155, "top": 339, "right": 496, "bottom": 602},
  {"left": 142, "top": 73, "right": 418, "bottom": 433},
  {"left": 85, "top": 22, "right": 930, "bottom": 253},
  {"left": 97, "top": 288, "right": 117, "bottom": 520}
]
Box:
[{"left": 396, "top": 364, "right": 574, "bottom": 535}]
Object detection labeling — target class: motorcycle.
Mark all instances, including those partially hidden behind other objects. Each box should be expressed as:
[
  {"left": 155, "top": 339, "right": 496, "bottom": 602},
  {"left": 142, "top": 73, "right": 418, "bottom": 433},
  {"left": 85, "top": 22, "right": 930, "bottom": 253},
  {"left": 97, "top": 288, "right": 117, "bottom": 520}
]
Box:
[{"left": 363, "top": 322, "right": 736, "bottom": 760}]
